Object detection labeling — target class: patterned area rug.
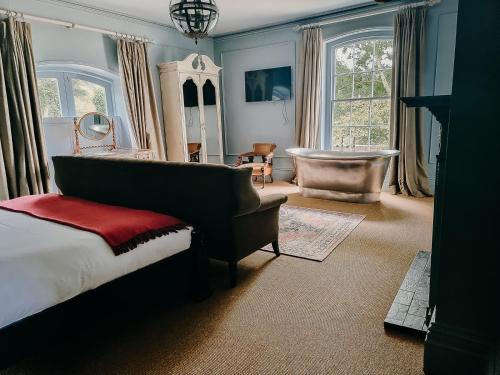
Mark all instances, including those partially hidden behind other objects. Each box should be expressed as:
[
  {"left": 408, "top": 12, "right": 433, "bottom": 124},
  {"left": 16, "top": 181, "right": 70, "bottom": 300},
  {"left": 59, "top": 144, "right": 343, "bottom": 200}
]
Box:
[{"left": 262, "top": 205, "right": 365, "bottom": 261}]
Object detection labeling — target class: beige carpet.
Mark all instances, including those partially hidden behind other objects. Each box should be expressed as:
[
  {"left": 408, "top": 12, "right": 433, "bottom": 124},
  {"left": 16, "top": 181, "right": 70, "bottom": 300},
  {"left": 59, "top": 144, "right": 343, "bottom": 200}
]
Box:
[{"left": 2, "top": 181, "right": 433, "bottom": 375}]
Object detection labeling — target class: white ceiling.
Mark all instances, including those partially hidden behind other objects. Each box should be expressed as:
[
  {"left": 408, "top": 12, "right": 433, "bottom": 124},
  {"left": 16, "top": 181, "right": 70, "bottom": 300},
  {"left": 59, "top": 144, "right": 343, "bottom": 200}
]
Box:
[{"left": 71, "top": 0, "right": 372, "bottom": 35}]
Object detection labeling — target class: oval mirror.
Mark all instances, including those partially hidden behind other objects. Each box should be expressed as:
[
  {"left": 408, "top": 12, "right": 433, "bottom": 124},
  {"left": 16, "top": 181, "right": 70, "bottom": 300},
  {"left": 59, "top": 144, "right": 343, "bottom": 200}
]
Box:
[{"left": 77, "top": 112, "right": 111, "bottom": 141}]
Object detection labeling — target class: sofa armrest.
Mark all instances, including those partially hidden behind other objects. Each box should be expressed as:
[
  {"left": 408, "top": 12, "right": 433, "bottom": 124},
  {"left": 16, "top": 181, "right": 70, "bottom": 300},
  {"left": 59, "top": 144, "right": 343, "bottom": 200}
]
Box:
[{"left": 257, "top": 194, "right": 288, "bottom": 212}]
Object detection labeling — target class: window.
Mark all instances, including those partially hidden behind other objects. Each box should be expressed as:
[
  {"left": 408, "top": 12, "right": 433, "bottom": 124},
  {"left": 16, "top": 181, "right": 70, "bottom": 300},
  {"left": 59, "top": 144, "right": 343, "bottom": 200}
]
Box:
[
  {"left": 37, "top": 70, "right": 114, "bottom": 118},
  {"left": 330, "top": 39, "right": 393, "bottom": 148},
  {"left": 38, "top": 78, "right": 62, "bottom": 117}
]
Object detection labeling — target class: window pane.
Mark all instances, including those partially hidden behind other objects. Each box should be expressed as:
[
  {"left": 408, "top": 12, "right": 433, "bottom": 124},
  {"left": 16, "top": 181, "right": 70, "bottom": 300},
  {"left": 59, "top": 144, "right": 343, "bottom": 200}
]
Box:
[
  {"left": 330, "top": 39, "right": 393, "bottom": 150},
  {"left": 373, "top": 70, "right": 392, "bottom": 97},
  {"left": 375, "top": 40, "right": 393, "bottom": 70},
  {"left": 334, "top": 74, "right": 352, "bottom": 99},
  {"left": 353, "top": 72, "right": 372, "bottom": 98},
  {"left": 352, "top": 127, "right": 370, "bottom": 146},
  {"left": 333, "top": 101, "right": 351, "bottom": 126},
  {"left": 351, "top": 100, "right": 370, "bottom": 125},
  {"left": 72, "top": 79, "right": 108, "bottom": 117},
  {"left": 370, "top": 127, "right": 390, "bottom": 147},
  {"left": 332, "top": 127, "right": 350, "bottom": 147},
  {"left": 38, "top": 78, "right": 62, "bottom": 117},
  {"left": 335, "top": 46, "right": 353, "bottom": 74},
  {"left": 353, "top": 40, "right": 374, "bottom": 72},
  {"left": 371, "top": 99, "right": 391, "bottom": 126}
]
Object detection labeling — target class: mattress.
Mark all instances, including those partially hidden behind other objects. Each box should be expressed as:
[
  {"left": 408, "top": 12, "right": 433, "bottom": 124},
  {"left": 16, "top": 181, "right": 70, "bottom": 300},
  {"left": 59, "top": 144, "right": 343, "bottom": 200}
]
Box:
[{"left": 0, "top": 209, "right": 192, "bottom": 329}]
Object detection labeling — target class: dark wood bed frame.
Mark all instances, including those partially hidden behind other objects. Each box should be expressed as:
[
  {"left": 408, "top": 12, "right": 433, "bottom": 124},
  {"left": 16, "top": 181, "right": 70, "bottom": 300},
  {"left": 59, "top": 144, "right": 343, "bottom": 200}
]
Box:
[{"left": 0, "top": 229, "right": 211, "bottom": 369}]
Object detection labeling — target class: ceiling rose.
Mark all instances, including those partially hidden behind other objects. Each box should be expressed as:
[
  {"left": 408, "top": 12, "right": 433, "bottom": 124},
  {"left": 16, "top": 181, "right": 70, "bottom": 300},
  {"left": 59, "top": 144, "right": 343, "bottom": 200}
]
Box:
[{"left": 169, "top": 0, "right": 219, "bottom": 44}]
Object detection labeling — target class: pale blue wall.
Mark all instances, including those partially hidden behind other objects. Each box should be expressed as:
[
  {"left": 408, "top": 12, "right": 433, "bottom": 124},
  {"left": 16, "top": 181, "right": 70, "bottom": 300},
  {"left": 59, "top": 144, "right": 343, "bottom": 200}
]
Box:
[
  {"left": 215, "top": 0, "right": 459, "bottom": 184},
  {"left": 0, "top": 0, "right": 213, "bottom": 149}
]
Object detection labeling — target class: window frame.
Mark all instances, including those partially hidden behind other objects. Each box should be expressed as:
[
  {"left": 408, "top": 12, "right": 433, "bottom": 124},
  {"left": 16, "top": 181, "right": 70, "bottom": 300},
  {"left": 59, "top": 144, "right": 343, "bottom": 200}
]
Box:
[
  {"left": 323, "top": 28, "right": 393, "bottom": 150},
  {"left": 38, "top": 67, "right": 116, "bottom": 120}
]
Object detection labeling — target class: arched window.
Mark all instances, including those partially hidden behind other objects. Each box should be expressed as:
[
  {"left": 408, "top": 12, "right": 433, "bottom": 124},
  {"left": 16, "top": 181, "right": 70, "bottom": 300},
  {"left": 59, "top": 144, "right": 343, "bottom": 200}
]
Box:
[
  {"left": 325, "top": 36, "right": 393, "bottom": 149},
  {"left": 37, "top": 69, "right": 115, "bottom": 118}
]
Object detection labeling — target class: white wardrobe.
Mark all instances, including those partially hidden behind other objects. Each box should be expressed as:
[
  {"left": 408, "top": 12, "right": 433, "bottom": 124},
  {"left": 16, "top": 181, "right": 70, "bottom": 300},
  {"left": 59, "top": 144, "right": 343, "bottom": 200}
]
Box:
[{"left": 158, "top": 54, "right": 224, "bottom": 164}]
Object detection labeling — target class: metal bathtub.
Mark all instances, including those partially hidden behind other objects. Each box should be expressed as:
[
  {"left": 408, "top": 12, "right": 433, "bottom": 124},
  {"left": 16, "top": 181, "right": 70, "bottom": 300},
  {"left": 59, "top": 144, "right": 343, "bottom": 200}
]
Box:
[{"left": 287, "top": 148, "right": 400, "bottom": 203}]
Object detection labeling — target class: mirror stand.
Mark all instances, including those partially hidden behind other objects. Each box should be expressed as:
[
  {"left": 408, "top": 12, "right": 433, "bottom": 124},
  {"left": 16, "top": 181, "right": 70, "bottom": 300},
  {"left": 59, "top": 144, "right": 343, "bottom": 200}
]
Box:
[{"left": 73, "top": 113, "right": 117, "bottom": 154}]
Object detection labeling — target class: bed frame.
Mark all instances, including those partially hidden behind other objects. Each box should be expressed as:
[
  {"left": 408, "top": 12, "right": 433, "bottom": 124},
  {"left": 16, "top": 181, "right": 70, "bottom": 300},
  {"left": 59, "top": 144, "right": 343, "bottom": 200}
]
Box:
[{"left": 0, "top": 229, "right": 210, "bottom": 369}]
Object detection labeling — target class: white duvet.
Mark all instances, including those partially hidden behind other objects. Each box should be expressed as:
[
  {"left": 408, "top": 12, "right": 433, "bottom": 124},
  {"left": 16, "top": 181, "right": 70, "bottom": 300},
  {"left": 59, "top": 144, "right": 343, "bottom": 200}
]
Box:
[{"left": 0, "top": 209, "right": 192, "bottom": 329}]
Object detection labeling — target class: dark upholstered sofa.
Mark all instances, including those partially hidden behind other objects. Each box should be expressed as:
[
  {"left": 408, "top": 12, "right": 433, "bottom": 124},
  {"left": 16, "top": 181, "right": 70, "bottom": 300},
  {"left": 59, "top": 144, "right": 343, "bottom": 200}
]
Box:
[{"left": 52, "top": 156, "right": 288, "bottom": 287}]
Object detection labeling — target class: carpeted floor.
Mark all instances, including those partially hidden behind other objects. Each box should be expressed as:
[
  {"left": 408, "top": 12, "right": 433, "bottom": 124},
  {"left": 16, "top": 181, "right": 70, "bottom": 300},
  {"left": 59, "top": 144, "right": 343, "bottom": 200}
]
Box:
[{"left": 2, "top": 181, "right": 433, "bottom": 375}]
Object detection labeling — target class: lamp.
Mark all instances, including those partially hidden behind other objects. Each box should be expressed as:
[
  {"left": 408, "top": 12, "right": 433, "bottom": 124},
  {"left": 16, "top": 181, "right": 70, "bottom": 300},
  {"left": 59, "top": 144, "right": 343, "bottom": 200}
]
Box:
[{"left": 169, "top": 0, "right": 219, "bottom": 44}]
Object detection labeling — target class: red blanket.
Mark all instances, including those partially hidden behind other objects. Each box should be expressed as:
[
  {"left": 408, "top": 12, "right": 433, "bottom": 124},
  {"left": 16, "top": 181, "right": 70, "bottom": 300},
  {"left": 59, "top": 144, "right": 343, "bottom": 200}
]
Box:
[{"left": 0, "top": 194, "right": 188, "bottom": 255}]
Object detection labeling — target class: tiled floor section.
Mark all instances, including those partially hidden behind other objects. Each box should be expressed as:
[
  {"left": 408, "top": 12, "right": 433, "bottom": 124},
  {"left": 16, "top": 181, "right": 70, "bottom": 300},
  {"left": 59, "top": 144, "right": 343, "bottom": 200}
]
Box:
[{"left": 384, "top": 250, "right": 431, "bottom": 333}]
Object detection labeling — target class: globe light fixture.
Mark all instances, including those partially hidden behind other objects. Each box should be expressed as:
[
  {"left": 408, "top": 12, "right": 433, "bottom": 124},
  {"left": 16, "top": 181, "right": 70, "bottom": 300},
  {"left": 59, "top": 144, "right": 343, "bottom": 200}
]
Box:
[{"left": 169, "top": 0, "right": 219, "bottom": 44}]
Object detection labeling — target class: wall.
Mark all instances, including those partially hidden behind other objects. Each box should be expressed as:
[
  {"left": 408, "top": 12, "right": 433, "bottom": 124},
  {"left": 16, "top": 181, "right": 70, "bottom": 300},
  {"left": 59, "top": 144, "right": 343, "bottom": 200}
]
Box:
[
  {"left": 0, "top": 0, "right": 213, "bottom": 186},
  {"left": 214, "top": 26, "right": 298, "bottom": 180},
  {"left": 214, "top": 0, "right": 459, "bottom": 185}
]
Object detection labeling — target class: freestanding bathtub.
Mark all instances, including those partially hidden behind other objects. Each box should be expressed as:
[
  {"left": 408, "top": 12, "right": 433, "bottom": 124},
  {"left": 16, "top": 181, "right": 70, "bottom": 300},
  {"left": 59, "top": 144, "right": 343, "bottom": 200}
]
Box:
[{"left": 287, "top": 148, "right": 400, "bottom": 203}]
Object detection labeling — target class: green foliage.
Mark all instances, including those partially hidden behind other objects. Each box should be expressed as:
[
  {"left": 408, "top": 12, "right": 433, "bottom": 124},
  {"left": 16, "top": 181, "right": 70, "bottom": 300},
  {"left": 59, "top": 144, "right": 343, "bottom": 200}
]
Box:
[
  {"left": 371, "top": 99, "right": 391, "bottom": 126},
  {"left": 93, "top": 89, "right": 107, "bottom": 113},
  {"left": 332, "top": 39, "right": 393, "bottom": 148},
  {"left": 333, "top": 102, "right": 350, "bottom": 125},
  {"left": 353, "top": 72, "right": 372, "bottom": 98},
  {"left": 351, "top": 100, "right": 370, "bottom": 125},
  {"left": 352, "top": 126, "right": 369, "bottom": 145},
  {"left": 332, "top": 127, "right": 350, "bottom": 147},
  {"left": 335, "top": 74, "right": 352, "bottom": 99},
  {"left": 73, "top": 79, "right": 108, "bottom": 116},
  {"left": 38, "top": 78, "right": 61, "bottom": 117}
]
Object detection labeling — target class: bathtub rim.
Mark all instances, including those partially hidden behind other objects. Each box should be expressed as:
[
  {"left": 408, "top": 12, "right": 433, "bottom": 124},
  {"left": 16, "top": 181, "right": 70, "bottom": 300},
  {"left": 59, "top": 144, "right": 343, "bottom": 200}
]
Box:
[{"left": 286, "top": 148, "right": 400, "bottom": 160}]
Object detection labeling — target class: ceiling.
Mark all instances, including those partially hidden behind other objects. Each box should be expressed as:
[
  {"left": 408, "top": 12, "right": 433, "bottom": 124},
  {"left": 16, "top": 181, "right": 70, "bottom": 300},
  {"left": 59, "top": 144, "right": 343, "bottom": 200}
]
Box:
[{"left": 70, "top": 0, "right": 373, "bottom": 35}]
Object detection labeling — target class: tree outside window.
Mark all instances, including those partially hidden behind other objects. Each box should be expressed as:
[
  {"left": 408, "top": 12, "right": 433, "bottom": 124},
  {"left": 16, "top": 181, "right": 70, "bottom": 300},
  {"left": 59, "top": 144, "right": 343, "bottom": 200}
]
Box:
[
  {"left": 37, "top": 71, "right": 113, "bottom": 118},
  {"left": 331, "top": 39, "right": 393, "bottom": 148}
]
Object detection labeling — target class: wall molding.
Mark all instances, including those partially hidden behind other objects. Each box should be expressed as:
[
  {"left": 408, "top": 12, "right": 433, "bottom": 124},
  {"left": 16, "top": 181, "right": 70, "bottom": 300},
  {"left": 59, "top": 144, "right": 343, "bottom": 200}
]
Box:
[
  {"left": 424, "top": 322, "right": 494, "bottom": 375},
  {"left": 219, "top": 40, "right": 297, "bottom": 158},
  {"left": 35, "top": 0, "right": 175, "bottom": 31},
  {"left": 213, "top": 0, "right": 409, "bottom": 41}
]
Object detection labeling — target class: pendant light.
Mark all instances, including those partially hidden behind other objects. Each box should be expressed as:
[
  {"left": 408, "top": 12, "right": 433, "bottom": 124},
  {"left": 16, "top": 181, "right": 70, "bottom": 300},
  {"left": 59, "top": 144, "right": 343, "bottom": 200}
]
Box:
[{"left": 169, "top": 0, "right": 219, "bottom": 44}]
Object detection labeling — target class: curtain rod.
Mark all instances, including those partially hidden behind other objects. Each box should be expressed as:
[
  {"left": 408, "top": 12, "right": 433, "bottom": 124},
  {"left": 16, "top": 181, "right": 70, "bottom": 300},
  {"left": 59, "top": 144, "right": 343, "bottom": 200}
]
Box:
[
  {"left": 0, "top": 8, "right": 154, "bottom": 43},
  {"left": 294, "top": 0, "right": 441, "bottom": 31}
]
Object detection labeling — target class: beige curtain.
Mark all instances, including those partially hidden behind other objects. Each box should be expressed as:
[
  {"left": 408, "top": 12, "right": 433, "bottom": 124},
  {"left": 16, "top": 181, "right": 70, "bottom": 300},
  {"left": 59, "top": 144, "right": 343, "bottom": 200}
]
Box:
[
  {"left": 295, "top": 27, "right": 323, "bottom": 149},
  {"left": 0, "top": 18, "right": 50, "bottom": 200},
  {"left": 389, "top": 7, "right": 432, "bottom": 197},
  {"left": 117, "top": 39, "right": 165, "bottom": 160}
]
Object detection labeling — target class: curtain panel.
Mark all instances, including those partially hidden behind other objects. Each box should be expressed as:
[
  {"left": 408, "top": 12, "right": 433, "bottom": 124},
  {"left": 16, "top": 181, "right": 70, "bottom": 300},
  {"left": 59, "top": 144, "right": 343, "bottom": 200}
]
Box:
[
  {"left": 0, "top": 18, "right": 50, "bottom": 200},
  {"left": 117, "top": 39, "right": 165, "bottom": 160},
  {"left": 389, "top": 7, "right": 432, "bottom": 197},
  {"left": 295, "top": 27, "right": 323, "bottom": 149}
]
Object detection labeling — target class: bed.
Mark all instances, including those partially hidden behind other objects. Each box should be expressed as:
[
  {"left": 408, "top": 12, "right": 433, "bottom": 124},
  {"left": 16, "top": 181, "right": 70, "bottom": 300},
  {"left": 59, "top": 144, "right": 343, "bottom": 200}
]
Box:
[
  {"left": 0, "top": 208, "right": 193, "bottom": 330},
  {"left": 0, "top": 154, "right": 269, "bottom": 368}
]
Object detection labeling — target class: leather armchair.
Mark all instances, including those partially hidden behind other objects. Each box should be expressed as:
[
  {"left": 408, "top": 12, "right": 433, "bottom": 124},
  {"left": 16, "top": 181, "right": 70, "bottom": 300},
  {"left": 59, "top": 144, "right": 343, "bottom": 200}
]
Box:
[
  {"left": 187, "top": 142, "right": 201, "bottom": 163},
  {"left": 235, "top": 143, "right": 277, "bottom": 188}
]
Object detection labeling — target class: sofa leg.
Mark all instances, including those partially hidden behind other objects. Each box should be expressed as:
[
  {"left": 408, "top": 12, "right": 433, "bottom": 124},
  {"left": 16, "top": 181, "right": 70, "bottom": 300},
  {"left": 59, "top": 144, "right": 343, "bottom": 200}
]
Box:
[
  {"left": 229, "top": 261, "right": 238, "bottom": 288},
  {"left": 272, "top": 240, "right": 281, "bottom": 257}
]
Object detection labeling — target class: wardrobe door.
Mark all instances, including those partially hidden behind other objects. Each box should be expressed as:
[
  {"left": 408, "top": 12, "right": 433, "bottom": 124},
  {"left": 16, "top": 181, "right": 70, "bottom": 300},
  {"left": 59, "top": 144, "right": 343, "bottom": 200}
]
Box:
[
  {"left": 181, "top": 76, "right": 203, "bottom": 163},
  {"left": 201, "top": 77, "right": 224, "bottom": 164}
]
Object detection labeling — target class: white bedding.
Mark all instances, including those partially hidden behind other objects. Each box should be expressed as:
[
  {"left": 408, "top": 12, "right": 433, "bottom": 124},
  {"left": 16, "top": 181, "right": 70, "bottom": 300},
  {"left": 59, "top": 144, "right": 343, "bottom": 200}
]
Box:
[{"left": 0, "top": 209, "right": 192, "bottom": 329}]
